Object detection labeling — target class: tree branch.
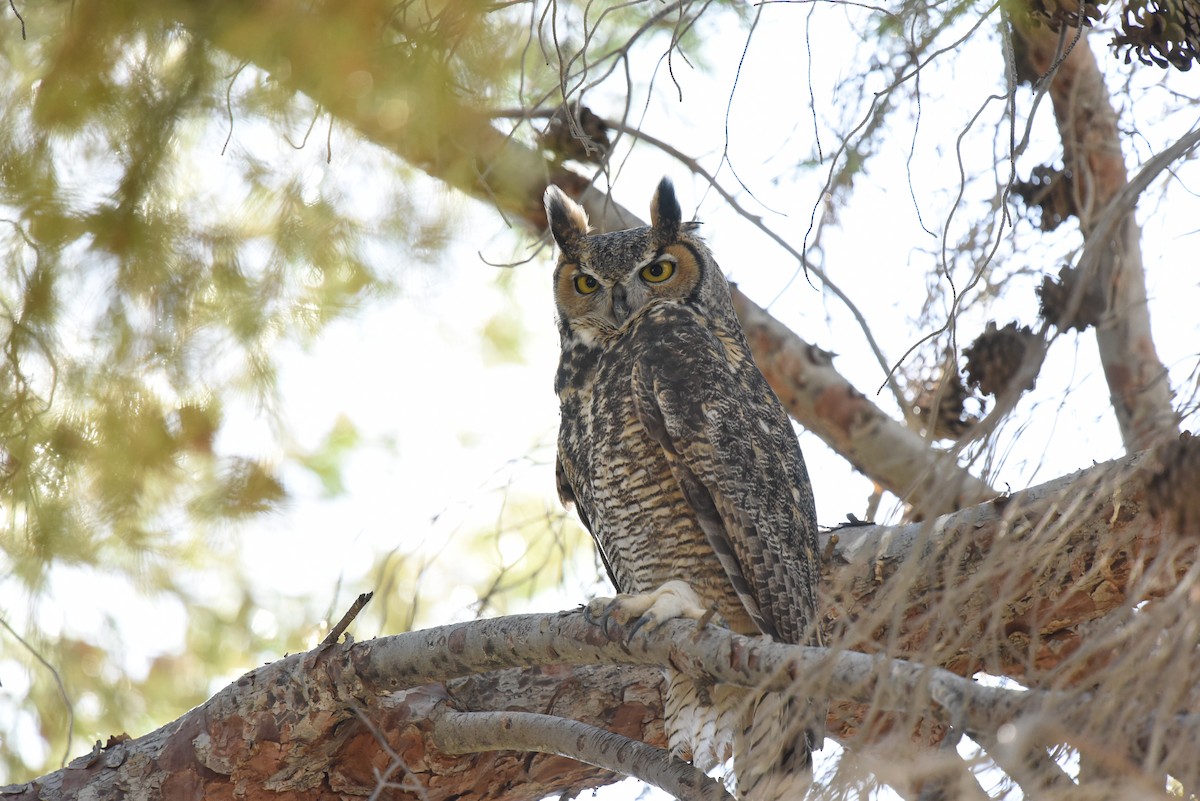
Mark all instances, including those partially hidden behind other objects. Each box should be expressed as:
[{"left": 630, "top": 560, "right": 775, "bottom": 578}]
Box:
[
  {"left": 732, "top": 290, "right": 997, "bottom": 515},
  {"left": 365, "top": 610, "right": 1200, "bottom": 790},
  {"left": 0, "top": 660, "right": 673, "bottom": 801},
  {"left": 1012, "top": 19, "right": 1180, "bottom": 451},
  {"left": 431, "top": 707, "right": 733, "bottom": 801},
  {"left": 821, "top": 446, "right": 1180, "bottom": 677},
  {"left": 11, "top": 590, "right": 1198, "bottom": 801}
]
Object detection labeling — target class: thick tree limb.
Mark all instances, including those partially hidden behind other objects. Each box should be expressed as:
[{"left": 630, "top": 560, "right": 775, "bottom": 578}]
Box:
[
  {"left": 9, "top": 595, "right": 1198, "bottom": 801},
  {"left": 1013, "top": 20, "right": 1179, "bottom": 451},
  {"left": 353, "top": 614, "right": 1028, "bottom": 739},
  {"left": 0, "top": 661, "right": 670, "bottom": 801},
  {"left": 821, "top": 447, "right": 1184, "bottom": 678}
]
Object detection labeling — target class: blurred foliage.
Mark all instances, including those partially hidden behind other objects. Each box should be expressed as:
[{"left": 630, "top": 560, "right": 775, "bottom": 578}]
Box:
[
  {"left": 481, "top": 309, "right": 528, "bottom": 365},
  {"left": 0, "top": 0, "right": 720, "bottom": 784},
  {"left": 466, "top": 496, "right": 595, "bottom": 618},
  {"left": 364, "top": 496, "right": 593, "bottom": 635},
  {"left": 295, "top": 415, "right": 360, "bottom": 497}
]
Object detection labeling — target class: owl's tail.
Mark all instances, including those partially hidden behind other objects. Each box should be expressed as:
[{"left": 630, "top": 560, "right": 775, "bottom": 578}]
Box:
[
  {"left": 665, "top": 669, "right": 821, "bottom": 800},
  {"left": 736, "top": 690, "right": 820, "bottom": 800}
]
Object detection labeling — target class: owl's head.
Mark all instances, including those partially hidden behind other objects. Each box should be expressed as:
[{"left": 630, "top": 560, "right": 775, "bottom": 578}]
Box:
[{"left": 544, "top": 178, "right": 732, "bottom": 346}]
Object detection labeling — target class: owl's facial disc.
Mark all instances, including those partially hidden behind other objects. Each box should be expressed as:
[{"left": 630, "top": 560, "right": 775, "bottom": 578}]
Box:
[{"left": 554, "top": 240, "right": 700, "bottom": 345}]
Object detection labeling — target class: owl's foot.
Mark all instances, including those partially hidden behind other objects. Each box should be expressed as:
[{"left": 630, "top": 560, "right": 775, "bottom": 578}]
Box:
[{"left": 585, "top": 580, "right": 722, "bottom": 641}]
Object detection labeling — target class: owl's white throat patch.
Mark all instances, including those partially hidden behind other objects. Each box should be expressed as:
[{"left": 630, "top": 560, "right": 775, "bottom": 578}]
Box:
[{"left": 570, "top": 326, "right": 599, "bottom": 348}]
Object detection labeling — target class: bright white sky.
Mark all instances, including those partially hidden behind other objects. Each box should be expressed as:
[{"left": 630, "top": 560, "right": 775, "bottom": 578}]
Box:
[{"left": 3, "top": 1, "right": 1198, "bottom": 794}]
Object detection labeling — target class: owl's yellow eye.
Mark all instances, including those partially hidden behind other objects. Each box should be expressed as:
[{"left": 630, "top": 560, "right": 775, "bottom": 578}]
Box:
[
  {"left": 640, "top": 260, "right": 675, "bottom": 283},
  {"left": 574, "top": 274, "right": 600, "bottom": 294}
]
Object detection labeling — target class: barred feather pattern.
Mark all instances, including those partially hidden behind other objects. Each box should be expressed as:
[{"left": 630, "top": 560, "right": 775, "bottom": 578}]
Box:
[{"left": 666, "top": 672, "right": 815, "bottom": 799}]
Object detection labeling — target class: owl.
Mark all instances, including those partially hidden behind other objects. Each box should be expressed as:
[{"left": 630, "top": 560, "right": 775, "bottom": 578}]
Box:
[{"left": 545, "top": 178, "right": 823, "bottom": 799}]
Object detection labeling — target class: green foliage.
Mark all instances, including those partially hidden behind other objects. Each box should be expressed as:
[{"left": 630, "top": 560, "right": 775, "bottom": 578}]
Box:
[
  {"left": 481, "top": 308, "right": 528, "bottom": 365},
  {"left": 0, "top": 1, "right": 412, "bottom": 782},
  {"left": 0, "top": 0, "right": 743, "bottom": 785},
  {"left": 295, "top": 416, "right": 360, "bottom": 497}
]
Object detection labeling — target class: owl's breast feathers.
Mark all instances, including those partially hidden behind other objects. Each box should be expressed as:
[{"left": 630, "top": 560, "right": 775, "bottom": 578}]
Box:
[{"left": 557, "top": 301, "right": 820, "bottom": 647}]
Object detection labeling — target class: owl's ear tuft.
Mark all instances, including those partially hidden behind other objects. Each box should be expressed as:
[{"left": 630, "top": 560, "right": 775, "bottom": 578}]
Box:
[
  {"left": 544, "top": 185, "right": 589, "bottom": 257},
  {"left": 650, "top": 177, "right": 681, "bottom": 240}
]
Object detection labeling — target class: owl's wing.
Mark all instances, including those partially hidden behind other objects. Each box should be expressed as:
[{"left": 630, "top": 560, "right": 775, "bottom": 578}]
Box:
[
  {"left": 556, "top": 453, "right": 621, "bottom": 590},
  {"left": 631, "top": 309, "right": 819, "bottom": 645}
]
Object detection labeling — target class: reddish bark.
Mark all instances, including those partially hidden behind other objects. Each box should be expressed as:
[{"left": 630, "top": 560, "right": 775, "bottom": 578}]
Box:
[{"left": 1014, "top": 21, "right": 1179, "bottom": 450}]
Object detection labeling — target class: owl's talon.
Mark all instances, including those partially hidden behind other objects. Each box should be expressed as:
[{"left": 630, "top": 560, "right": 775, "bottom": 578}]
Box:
[
  {"left": 625, "top": 613, "right": 653, "bottom": 641},
  {"left": 584, "top": 595, "right": 626, "bottom": 641},
  {"left": 585, "top": 580, "right": 713, "bottom": 642},
  {"left": 596, "top": 607, "right": 614, "bottom": 636}
]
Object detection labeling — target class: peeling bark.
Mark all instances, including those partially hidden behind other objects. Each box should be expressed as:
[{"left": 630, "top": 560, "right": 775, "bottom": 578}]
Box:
[
  {"left": 821, "top": 448, "right": 1184, "bottom": 679},
  {"left": 0, "top": 663, "right": 665, "bottom": 801}
]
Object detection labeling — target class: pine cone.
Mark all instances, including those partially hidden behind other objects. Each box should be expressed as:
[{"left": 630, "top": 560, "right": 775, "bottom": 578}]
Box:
[
  {"left": 911, "top": 363, "right": 976, "bottom": 440},
  {"left": 539, "top": 103, "right": 611, "bottom": 165},
  {"left": 1112, "top": 0, "right": 1200, "bottom": 70},
  {"left": 1013, "top": 164, "right": 1076, "bottom": 232},
  {"left": 964, "top": 322, "right": 1038, "bottom": 398},
  {"left": 1038, "top": 264, "right": 1106, "bottom": 332}
]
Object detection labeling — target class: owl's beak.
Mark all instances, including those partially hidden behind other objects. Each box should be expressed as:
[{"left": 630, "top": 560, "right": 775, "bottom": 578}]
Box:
[{"left": 611, "top": 284, "right": 630, "bottom": 324}]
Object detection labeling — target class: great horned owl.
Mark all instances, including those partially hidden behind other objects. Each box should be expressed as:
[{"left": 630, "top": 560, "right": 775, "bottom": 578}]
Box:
[{"left": 545, "top": 178, "right": 823, "bottom": 799}]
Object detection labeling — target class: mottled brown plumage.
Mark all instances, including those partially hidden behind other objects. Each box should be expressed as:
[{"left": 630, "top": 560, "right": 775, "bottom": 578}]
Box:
[{"left": 545, "top": 179, "right": 823, "bottom": 798}]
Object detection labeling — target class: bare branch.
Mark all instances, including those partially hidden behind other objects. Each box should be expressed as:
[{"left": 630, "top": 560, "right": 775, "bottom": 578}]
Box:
[
  {"left": 732, "top": 289, "right": 997, "bottom": 516},
  {"left": 432, "top": 707, "right": 733, "bottom": 801},
  {"left": 321, "top": 591, "right": 374, "bottom": 646}
]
